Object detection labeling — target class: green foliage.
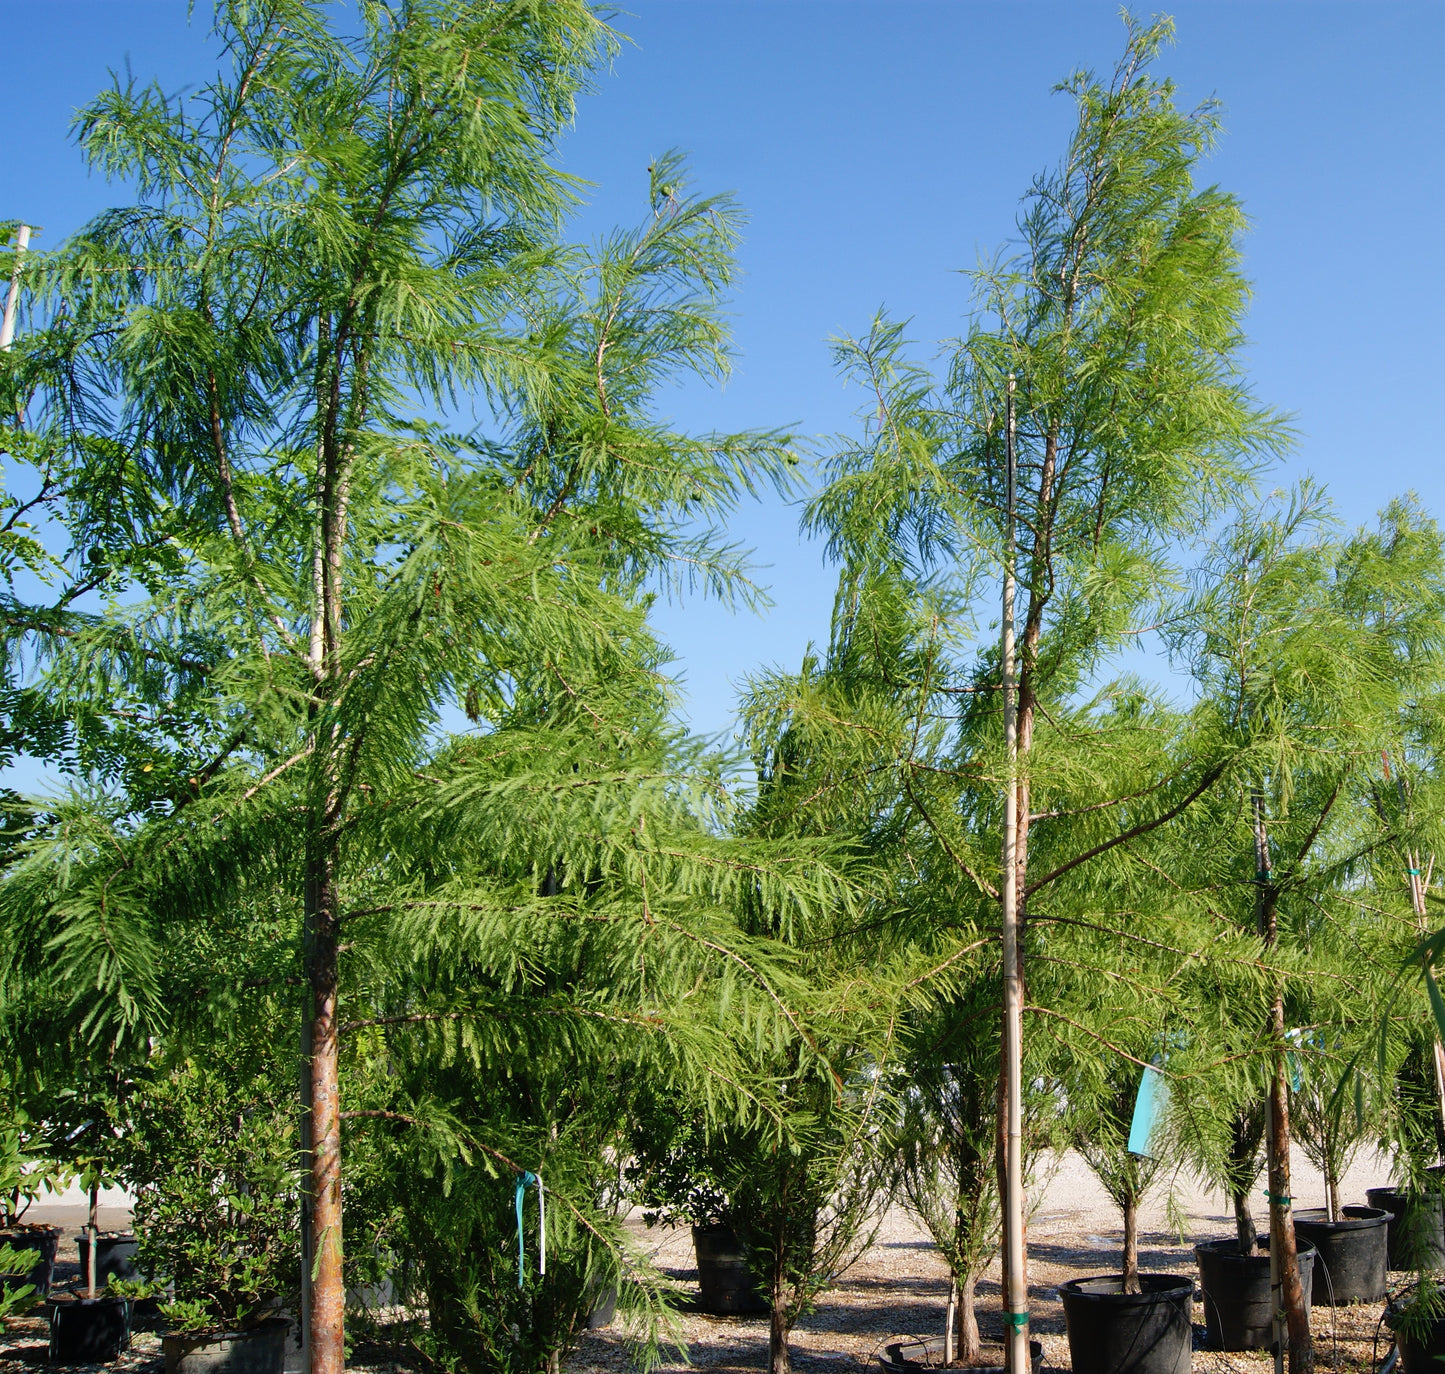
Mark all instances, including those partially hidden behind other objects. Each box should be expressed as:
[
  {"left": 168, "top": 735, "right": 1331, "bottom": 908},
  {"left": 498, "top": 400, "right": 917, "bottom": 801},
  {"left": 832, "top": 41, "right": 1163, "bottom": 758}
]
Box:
[
  {"left": 0, "top": 1242, "right": 42, "bottom": 1326},
  {"left": 117, "top": 1054, "right": 300, "bottom": 1333}
]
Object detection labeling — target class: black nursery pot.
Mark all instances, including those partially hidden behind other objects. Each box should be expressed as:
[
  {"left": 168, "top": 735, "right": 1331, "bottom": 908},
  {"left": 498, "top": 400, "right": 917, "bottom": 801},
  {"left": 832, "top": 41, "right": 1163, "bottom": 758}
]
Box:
[
  {"left": 691, "top": 1224, "right": 768, "bottom": 1315},
  {"left": 585, "top": 1283, "right": 618, "bottom": 1329},
  {"left": 0, "top": 1225, "right": 60, "bottom": 1298},
  {"left": 1059, "top": 1274, "right": 1194, "bottom": 1374},
  {"left": 49, "top": 1294, "right": 131, "bottom": 1364},
  {"left": 1385, "top": 1303, "right": 1445, "bottom": 1374},
  {"left": 1292, "top": 1206, "right": 1391, "bottom": 1304},
  {"left": 1195, "top": 1235, "right": 1315, "bottom": 1351},
  {"left": 162, "top": 1317, "right": 290, "bottom": 1374},
  {"left": 877, "top": 1336, "right": 1043, "bottom": 1374},
  {"left": 77, "top": 1232, "right": 142, "bottom": 1286},
  {"left": 1367, "top": 1188, "right": 1445, "bottom": 1271}
]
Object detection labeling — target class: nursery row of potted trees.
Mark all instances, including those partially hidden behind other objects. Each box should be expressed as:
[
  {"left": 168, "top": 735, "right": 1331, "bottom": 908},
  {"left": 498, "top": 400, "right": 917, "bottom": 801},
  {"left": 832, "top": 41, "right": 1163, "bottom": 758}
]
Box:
[{"left": 6, "top": 9, "right": 1445, "bottom": 1374}]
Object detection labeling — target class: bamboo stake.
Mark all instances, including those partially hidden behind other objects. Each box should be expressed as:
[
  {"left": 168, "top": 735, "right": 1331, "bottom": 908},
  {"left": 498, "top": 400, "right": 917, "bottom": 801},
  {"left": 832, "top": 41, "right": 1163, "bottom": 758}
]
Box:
[
  {"left": 87, "top": 1180, "right": 99, "bottom": 1300},
  {"left": 1000, "top": 374, "right": 1030, "bottom": 1374},
  {"left": 0, "top": 224, "right": 31, "bottom": 353}
]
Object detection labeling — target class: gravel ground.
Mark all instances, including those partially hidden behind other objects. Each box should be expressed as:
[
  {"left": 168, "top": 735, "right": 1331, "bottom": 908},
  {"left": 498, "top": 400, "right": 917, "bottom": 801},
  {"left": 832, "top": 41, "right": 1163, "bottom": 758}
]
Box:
[
  {"left": 569, "top": 1149, "right": 1405, "bottom": 1374},
  {"left": 0, "top": 1150, "right": 1409, "bottom": 1374}
]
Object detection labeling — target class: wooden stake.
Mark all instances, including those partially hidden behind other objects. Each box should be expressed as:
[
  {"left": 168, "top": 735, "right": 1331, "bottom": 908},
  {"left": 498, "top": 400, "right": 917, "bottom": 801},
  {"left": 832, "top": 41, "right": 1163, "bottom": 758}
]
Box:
[{"left": 1000, "top": 374, "right": 1030, "bottom": 1374}]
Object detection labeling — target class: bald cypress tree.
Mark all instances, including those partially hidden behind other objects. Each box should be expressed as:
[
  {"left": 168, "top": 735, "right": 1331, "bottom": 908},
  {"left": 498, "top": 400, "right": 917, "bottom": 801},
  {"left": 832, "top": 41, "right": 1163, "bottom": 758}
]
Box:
[{"left": 0, "top": 6, "right": 850, "bottom": 1369}]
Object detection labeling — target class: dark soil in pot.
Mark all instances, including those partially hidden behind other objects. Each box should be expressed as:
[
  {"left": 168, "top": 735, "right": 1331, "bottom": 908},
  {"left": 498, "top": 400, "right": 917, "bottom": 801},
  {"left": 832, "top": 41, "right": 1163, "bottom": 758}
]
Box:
[
  {"left": 1059, "top": 1274, "right": 1193, "bottom": 1374},
  {"left": 49, "top": 1294, "right": 131, "bottom": 1363},
  {"left": 877, "top": 1335, "right": 1043, "bottom": 1372},
  {"left": 77, "top": 1232, "right": 142, "bottom": 1286},
  {"left": 1293, "top": 1206, "right": 1391, "bottom": 1304},
  {"left": 0, "top": 1225, "right": 60, "bottom": 1298},
  {"left": 1367, "top": 1187, "right": 1445, "bottom": 1271},
  {"left": 1196, "top": 1234, "right": 1315, "bottom": 1351},
  {"left": 691, "top": 1223, "right": 768, "bottom": 1315},
  {"left": 162, "top": 1316, "right": 290, "bottom": 1374}
]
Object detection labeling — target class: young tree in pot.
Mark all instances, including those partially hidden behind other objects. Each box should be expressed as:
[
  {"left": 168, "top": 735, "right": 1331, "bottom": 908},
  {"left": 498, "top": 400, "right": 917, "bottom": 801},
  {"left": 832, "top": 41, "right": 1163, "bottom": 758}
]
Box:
[
  {"left": 897, "top": 976, "right": 1057, "bottom": 1367},
  {"left": 1165, "top": 492, "right": 1445, "bottom": 1369},
  {"left": 0, "top": 10, "right": 824, "bottom": 1374},
  {"left": 1071, "top": 1052, "right": 1174, "bottom": 1296},
  {"left": 1056, "top": 1048, "right": 1195, "bottom": 1374},
  {"left": 800, "top": 19, "right": 1287, "bottom": 1369}
]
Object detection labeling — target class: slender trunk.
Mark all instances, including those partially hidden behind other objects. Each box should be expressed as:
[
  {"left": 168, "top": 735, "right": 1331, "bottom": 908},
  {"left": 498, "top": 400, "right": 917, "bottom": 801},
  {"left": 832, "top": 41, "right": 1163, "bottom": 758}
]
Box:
[
  {"left": 86, "top": 1182, "right": 98, "bottom": 1300},
  {"left": 998, "top": 377, "right": 1030, "bottom": 1374},
  {"left": 299, "top": 1009, "right": 314, "bottom": 1369},
  {"left": 1255, "top": 790, "right": 1310, "bottom": 1374},
  {"left": 1268, "top": 1010, "right": 1311, "bottom": 1374},
  {"left": 769, "top": 1289, "right": 791, "bottom": 1374},
  {"left": 305, "top": 839, "right": 344, "bottom": 1374},
  {"left": 1230, "top": 1110, "right": 1259, "bottom": 1258},
  {"left": 959, "top": 1272, "right": 981, "bottom": 1364},
  {"left": 1233, "top": 1188, "right": 1257, "bottom": 1258},
  {"left": 1122, "top": 1190, "right": 1139, "bottom": 1295}
]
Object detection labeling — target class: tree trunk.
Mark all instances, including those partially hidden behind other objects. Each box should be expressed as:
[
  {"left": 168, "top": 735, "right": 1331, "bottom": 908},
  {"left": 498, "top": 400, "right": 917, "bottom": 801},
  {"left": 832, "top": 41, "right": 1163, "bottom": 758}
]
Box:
[
  {"left": 1122, "top": 1190, "right": 1140, "bottom": 1295},
  {"left": 1233, "top": 1188, "right": 1257, "bottom": 1258},
  {"left": 998, "top": 374, "right": 1031, "bottom": 1374},
  {"left": 1268, "top": 1010, "right": 1311, "bottom": 1374},
  {"left": 305, "top": 840, "right": 345, "bottom": 1374},
  {"left": 1229, "top": 1109, "right": 1259, "bottom": 1258},
  {"left": 86, "top": 1182, "right": 98, "bottom": 1300},
  {"left": 958, "top": 1272, "right": 981, "bottom": 1364},
  {"left": 1255, "top": 789, "right": 1309, "bottom": 1374},
  {"left": 769, "top": 1289, "right": 791, "bottom": 1374}
]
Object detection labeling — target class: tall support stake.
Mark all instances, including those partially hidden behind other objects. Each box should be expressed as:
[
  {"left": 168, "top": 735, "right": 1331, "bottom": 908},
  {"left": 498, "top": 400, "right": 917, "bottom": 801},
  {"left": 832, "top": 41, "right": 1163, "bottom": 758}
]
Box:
[
  {"left": 1, "top": 224, "right": 31, "bottom": 353},
  {"left": 1000, "top": 374, "right": 1030, "bottom": 1374}
]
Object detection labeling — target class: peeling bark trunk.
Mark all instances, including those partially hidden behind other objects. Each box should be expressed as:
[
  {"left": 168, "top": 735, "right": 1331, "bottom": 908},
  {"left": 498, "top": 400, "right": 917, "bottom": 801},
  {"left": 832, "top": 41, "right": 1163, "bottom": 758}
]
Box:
[
  {"left": 1268, "top": 1013, "right": 1311, "bottom": 1374},
  {"left": 1233, "top": 1189, "right": 1257, "bottom": 1258},
  {"left": 769, "top": 1290, "right": 791, "bottom": 1374},
  {"left": 1122, "top": 1191, "right": 1140, "bottom": 1294},
  {"left": 305, "top": 840, "right": 344, "bottom": 1374},
  {"left": 958, "top": 1273, "right": 981, "bottom": 1364}
]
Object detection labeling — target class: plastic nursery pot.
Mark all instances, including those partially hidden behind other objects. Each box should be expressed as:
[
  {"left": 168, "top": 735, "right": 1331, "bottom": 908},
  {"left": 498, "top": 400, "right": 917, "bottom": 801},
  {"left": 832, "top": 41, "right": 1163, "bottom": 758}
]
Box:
[
  {"left": 1385, "top": 1299, "right": 1445, "bottom": 1374},
  {"left": 1292, "top": 1206, "right": 1391, "bottom": 1304},
  {"left": 1195, "top": 1234, "right": 1315, "bottom": 1351},
  {"left": 49, "top": 1294, "right": 131, "bottom": 1364},
  {"left": 77, "top": 1232, "right": 143, "bottom": 1286},
  {"left": 691, "top": 1223, "right": 769, "bottom": 1316},
  {"left": 0, "top": 1225, "right": 60, "bottom": 1298},
  {"left": 585, "top": 1283, "right": 619, "bottom": 1330},
  {"left": 877, "top": 1335, "right": 1043, "bottom": 1373},
  {"left": 162, "top": 1316, "right": 290, "bottom": 1374},
  {"left": 1367, "top": 1188, "right": 1445, "bottom": 1271},
  {"left": 1058, "top": 1274, "right": 1193, "bottom": 1374}
]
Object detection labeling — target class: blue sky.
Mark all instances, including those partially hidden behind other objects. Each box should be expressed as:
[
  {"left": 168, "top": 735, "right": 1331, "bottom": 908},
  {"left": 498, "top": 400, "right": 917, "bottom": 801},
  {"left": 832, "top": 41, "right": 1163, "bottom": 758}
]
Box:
[{"left": 5, "top": 1, "right": 1444, "bottom": 749}]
